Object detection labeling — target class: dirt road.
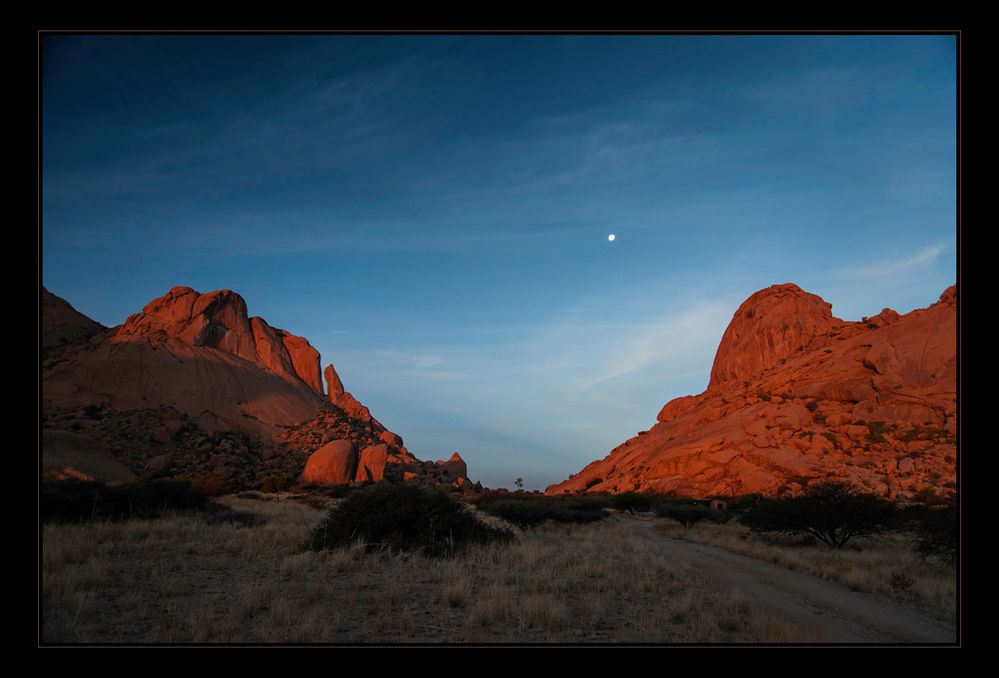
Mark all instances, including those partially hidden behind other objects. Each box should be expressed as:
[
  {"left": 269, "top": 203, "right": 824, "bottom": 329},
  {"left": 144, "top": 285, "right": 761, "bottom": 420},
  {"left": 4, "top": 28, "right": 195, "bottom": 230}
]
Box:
[{"left": 624, "top": 518, "right": 956, "bottom": 643}]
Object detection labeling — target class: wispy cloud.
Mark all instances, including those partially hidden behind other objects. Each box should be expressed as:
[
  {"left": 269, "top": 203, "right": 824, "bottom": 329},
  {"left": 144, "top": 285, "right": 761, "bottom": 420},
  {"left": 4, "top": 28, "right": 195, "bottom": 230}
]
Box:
[
  {"left": 838, "top": 242, "right": 949, "bottom": 280},
  {"left": 376, "top": 349, "right": 445, "bottom": 370},
  {"left": 581, "top": 301, "right": 733, "bottom": 389}
]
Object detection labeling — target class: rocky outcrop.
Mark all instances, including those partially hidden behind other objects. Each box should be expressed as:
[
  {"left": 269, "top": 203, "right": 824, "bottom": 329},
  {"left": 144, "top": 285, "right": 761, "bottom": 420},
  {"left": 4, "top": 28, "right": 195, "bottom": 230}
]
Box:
[
  {"left": 42, "top": 286, "right": 459, "bottom": 493},
  {"left": 42, "top": 287, "right": 106, "bottom": 355},
  {"left": 42, "top": 429, "right": 137, "bottom": 482},
  {"left": 443, "top": 452, "right": 468, "bottom": 480},
  {"left": 708, "top": 284, "right": 838, "bottom": 390},
  {"left": 118, "top": 286, "right": 323, "bottom": 394},
  {"left": 547, "top": 284, "right": 957, "bottom": 500},
  {"left": 324, "top": 363, "right": 372, "bottom": 421}
]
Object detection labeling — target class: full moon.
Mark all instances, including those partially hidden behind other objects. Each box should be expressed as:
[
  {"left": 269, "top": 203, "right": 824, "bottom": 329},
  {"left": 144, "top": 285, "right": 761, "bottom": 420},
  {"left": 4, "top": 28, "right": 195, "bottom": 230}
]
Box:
[{"left": 608, "top": 234, "right": 616, "bottom": 242}]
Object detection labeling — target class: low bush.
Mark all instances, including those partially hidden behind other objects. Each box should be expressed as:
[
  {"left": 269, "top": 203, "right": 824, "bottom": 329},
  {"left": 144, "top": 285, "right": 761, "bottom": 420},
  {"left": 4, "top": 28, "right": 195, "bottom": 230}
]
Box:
[
  {"left": 259, "top": 472, "right": 295, "bottom": 493},
  {"left": 307, "top": 483, "right": 514, "bottom": 557},
  {"left": 902, "top": 502, "right": 957, "bottom": 564},
  {"left": 42, "top": 478, "right": 209, "bottom": 523},
  {"left": 610, "top": 491, "right": 653, "bottom": 514},
  {"left": 475, "top": 494, "right": 609, "bottom": 530},
  {"left": 191, "top": 474, "right": 230, "bottom": 497},
  {"left": 654, "top": 503, "right": 714, "bottom": 528}
]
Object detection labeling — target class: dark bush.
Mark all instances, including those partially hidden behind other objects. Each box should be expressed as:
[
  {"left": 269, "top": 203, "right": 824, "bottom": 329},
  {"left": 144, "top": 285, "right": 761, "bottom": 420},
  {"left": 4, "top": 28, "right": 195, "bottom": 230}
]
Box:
[
  {"left": 739, "top": 482, "right": 899, "bottom": 549},
  {"left": 655, "top": 503, "right": 714, "bottom": 528},
  {"left": 259, "top": 472, "right": 295, "bottom": 493},
  {"left": 725, "top": 493, "right": 764, "bottom": 516},
  {"left": 475, "top": 494, "right": 609, "bottom": 530},
  {"left": 902, "top": 502, "right": 957, "bottom": 564},
  {"left": 307, "top": 483, "right": 514, "bottom": 557},
  {"left": 610, "top": 491, "right": 653, "bottom": 514},
  {"left": 191, "top": 474, "right": 230, "bottom": 497},
  {"left": 42, "top": 478, "right": 209, "bottom": 523}
]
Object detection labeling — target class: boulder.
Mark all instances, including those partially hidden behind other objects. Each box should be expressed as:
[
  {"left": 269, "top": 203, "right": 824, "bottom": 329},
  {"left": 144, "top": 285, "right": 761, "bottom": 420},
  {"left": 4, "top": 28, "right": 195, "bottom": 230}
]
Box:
[
  {"left": 355, "top": 444, "right": 390, "bottom": 482},
  {"left": 145, "top": 454, "right": 173, "bottom": 476},
  {"left": 301, "top": 440, "right": 358, "bottom": 485}
]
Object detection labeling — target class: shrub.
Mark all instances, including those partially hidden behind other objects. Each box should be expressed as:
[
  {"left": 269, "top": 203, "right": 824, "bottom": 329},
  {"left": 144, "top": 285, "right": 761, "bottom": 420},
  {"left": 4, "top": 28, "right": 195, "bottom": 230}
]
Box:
[
  {"left": 42, "top": 478, "right": 209, "bottom": 523},
  {"left": 475, "top": 494, "right": 609, "bottom": 530},
  {"left": 654, "top": 503, "right": 714, "bottom": 528},
  {"left": 610, "top": 492, "right": 653, "bottom": 514},
  {"left": 259, "top": 472, "right": 295, "bottom": 493},
  {"left": 307, "top": 483, "right": 513, "bottom": 557},
  {"left": 739, "top": 482, "right": 899, "bottom": 549},
  {"left": 902, "top": 502, "right": 957, "bottom": 564},
  {"left": 191, "top": 474, "right": 230, "bottom": 497}
]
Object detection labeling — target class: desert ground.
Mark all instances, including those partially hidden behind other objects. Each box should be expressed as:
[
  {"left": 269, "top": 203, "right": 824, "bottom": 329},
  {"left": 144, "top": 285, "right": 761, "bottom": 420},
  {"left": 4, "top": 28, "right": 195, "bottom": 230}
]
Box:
[{"left": 41, "top": 495, "right": 955, "bottom": 644}]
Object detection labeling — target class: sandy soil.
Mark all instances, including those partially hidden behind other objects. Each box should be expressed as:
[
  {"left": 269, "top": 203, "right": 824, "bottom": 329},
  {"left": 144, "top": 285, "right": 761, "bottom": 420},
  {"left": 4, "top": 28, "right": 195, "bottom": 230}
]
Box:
[{"left": 625, "top": 517, "right": 956, "bottom": 643}]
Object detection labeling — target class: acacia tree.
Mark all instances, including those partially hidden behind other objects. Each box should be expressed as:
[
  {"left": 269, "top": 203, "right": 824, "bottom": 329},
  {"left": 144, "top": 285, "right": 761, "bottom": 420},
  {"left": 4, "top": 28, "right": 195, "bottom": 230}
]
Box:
[
  {"left": 655, "top": 503, "right": 713, "bottom": 528},
  {"left": 739, "top": 482, "right": 898, "bottom": 549}
]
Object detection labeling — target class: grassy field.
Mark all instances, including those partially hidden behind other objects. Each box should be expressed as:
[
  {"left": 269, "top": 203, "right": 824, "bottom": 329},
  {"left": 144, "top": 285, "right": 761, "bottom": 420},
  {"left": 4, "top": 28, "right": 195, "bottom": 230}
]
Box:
[
  {"left": 654, "top": 519, "right": 956, "bottom": 622},
  {"left": 42, "top": 495, "right": 823, "bottom": 643}
]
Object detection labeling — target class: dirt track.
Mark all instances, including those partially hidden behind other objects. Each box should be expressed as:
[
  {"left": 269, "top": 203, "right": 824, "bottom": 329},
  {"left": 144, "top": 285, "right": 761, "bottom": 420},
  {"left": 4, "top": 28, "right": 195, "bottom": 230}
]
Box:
[{"left": 624, "top": 517, "right": 956, "bottom": 643}]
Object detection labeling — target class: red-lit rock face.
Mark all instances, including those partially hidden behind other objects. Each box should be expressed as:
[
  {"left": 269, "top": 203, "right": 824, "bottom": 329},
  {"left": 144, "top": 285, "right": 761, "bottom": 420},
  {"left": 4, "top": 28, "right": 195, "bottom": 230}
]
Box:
[
  {"left": 548, "top": 285, "right": 957, "bottom": 500},
  {"left": 42, "top": 286, "right": 434, "bottom": 489},
  {"left": 324, "top": 363, "right": 372, "bottom": 421},
  {"left": 708, "top": 283, "right": 838, "bottom": 391},
  {"left": 119, "top": 286, "right": 323, "bottom": 395}
]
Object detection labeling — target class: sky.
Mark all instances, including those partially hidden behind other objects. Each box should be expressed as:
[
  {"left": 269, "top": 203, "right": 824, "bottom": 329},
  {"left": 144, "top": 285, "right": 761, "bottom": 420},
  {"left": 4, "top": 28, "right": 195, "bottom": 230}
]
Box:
[{"left": 42, "top": 35, "right": 957, "bottom": 490}]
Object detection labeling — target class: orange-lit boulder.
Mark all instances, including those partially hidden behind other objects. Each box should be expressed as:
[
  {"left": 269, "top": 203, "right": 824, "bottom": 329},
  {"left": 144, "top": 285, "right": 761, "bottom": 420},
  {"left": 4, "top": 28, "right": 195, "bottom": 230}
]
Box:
[{"left": 302, "top": 440, "right": 358, "bottom": 485}]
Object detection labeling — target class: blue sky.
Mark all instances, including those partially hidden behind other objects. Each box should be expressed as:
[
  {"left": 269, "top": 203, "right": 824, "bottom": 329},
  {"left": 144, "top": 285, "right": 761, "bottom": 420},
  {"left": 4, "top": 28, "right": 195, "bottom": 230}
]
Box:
[{"left": 42, "top": 35, "right": 956, "bottom": 490}]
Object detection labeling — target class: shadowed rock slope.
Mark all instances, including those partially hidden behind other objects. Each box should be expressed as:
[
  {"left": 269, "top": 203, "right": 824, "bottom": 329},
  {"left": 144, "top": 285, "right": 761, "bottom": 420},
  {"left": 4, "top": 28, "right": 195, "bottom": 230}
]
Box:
[
  {"left": 547, "top": 284, "right": 957, "bottom": 500},
  {"left": 41, "top": 286, "right": 477, "bottom": 492}
]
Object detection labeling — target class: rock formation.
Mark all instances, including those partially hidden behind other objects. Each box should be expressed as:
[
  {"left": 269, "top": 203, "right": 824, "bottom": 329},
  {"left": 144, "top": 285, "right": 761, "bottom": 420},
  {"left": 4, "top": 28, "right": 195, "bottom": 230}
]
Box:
[
  {"left": 42, "top": 286, "right": 476, "bottom": 492},
  {"left": 547, "top": 284, "right": 957, "bottom": 500},
  {"left": 42, "top": 287, "right": 106, "bottom": 355}
]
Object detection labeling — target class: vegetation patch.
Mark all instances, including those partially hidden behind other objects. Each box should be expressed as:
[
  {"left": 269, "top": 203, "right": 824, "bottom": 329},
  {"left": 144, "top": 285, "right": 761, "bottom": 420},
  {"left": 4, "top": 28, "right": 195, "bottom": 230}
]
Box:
[
  {"left": 610, "top": 491, "right": 653, "bottom": 514},
  {"left": 41, "top": 478, "right": 259, "bottom": 525},
  {"left": 654, "top": 503, "right": 717, "bottom": 528},
  {"left": 43, "top": 478, "right": 208, "bottom": 522},
  {"left": 308, "top": 483, "right": 513, "bottom": 557},
  {"left": 902, "top": 502, "right": 957, "bottom": 565},
  {"left": 856, "top": 420, "right": 895, "bottom": 445},
  {"left": 475, "top": 494, "right": 610, "bottom": 530},
  {"left": 739, "top": 482, "right": 898, "bottom": 549}
]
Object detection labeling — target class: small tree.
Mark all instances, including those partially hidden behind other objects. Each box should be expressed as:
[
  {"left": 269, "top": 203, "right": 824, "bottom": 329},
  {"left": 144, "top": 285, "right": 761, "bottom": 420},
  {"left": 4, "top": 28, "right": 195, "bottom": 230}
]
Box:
[
  {"left": 655, "top": 503, "right": 713, "bottom": 528},
  {"left": 904, "top": 501, "right": 957, "bottom": 564},
  {"left": 611, "top": 491, "right": 653, "bottom": 514},
  {"left": 739, "top": 482, "right": 898, "bottom": 549},
  {"left": 514, "top": 477, "right": 524, "bottom": 491}
]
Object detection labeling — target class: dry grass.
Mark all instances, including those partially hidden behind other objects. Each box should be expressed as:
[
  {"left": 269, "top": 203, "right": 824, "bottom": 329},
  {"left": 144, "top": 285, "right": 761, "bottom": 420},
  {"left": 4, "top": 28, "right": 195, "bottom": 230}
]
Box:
[
  {"left": 42, "top": 495, "right": 822, "bottom": 643},
  {"left": 654, "top": 519, "right": 956, "bottom": 622}
]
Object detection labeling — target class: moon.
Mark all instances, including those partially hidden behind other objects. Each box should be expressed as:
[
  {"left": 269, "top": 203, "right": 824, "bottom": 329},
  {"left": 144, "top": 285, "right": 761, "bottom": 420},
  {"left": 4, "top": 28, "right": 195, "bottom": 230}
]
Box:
[{"left": 608, "top": 234, "right": 616, "bottom": 242}]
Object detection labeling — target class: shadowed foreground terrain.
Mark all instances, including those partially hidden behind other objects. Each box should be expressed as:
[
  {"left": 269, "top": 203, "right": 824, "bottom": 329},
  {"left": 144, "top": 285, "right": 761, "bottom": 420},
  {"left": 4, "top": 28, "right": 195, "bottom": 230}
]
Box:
[
  {"left": 628, "top": 518, "right": 954, "bottom": 643},
  {"left": 41, "top": 496, "right": 953, "bottom": 644}
]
